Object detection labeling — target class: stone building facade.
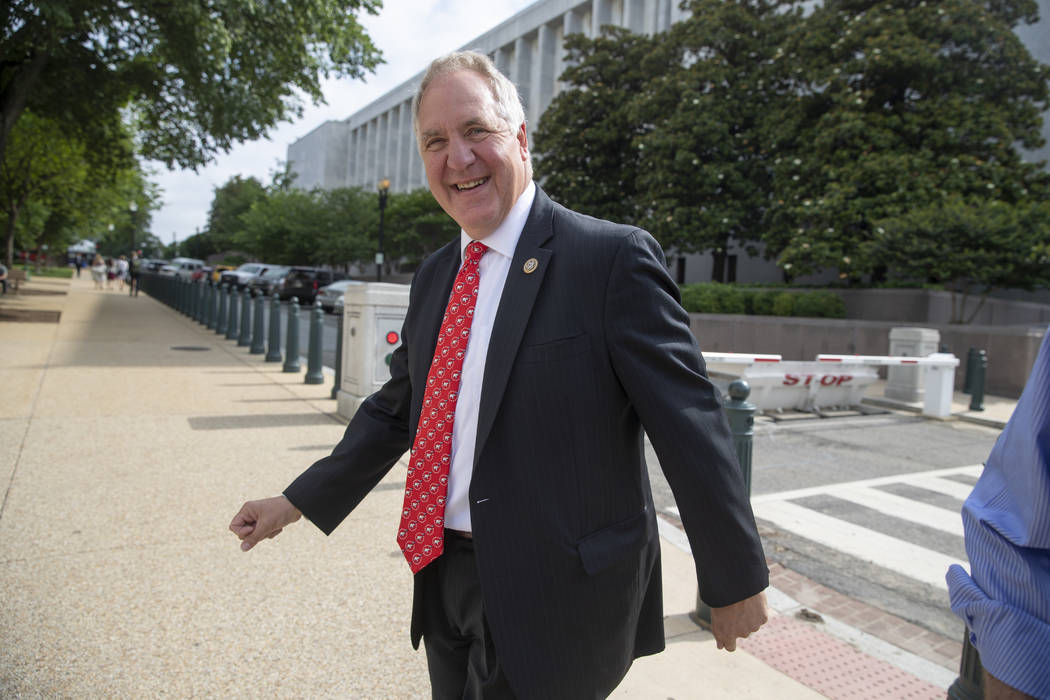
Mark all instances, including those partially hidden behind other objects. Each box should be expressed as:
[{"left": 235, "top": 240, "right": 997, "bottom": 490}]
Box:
[{"left": 288, "top": 0, "right": 1050, "bottom": 284}]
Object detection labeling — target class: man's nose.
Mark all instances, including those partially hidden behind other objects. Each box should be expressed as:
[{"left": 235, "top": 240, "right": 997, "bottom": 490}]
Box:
[{"left": 447, "top": 137, "right": 476, "bottom": 170}]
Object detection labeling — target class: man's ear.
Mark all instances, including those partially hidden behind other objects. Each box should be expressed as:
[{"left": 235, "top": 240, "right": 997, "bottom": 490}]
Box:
[{"left": 516, "top": 123, "right": 529, "bottom": 160}]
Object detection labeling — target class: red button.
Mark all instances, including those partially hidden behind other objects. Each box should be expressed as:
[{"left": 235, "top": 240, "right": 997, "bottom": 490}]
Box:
[{"left": 386, "top": 331, "right": 399, "bottom": 345}]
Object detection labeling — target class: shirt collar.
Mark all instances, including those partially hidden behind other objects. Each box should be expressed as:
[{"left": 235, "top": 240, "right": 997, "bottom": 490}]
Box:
[{"left": 459, "top": 180, "right": 536, "bottom": 263}]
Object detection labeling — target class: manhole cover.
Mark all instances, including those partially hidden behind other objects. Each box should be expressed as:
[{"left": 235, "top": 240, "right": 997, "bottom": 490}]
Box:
[
  {"left": 171, "top": 346, "right": 211, "bottom": 352},
  {"left": 0, "top": 309, "right": 61, "bottom": 323}
]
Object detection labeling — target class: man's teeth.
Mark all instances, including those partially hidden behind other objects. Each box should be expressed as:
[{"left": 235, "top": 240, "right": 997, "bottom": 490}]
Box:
[{"left": 456, "top": 178, "right": 487, "bottom": 191}]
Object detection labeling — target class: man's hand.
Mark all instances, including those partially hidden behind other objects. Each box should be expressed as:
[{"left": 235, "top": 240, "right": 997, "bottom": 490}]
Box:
[
  {"left": 710, "top": 591, "right": 769, "bottom": 651},
  {"left": 229, "top": 495, "right": 302, "bottom": 551}
]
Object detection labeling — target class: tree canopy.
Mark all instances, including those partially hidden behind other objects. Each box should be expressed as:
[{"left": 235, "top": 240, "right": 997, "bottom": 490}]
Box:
[
  {"left": 533, "top": 0, "right": 1050, "bottom": 315},
  {"left": 1, "top": 0, "right": 383, "bottom": 170}
]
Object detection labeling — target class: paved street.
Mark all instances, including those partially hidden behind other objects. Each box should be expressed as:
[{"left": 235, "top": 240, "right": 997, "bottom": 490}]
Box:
[{"left": 649, "top": 411, "right": 1001, "bottom": 652}]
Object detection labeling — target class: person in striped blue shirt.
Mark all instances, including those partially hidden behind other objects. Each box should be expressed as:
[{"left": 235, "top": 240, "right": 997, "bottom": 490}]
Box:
[{"left": 947, "top": 328, "right": 1050, "bottom": 700}]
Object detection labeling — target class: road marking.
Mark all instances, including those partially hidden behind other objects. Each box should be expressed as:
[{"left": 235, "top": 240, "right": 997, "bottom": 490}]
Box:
[
  {"left": 749, "top": 465, "right": 981, "bottom": 504},
  {"left": 752, "top": 500, "right": 963, "bottom": 590},
  {"left": 668, "top": 466, "right": 979, "bottom": 589},
  {"left": 818, "top": 484, "right": 964, "bottom": 536}
]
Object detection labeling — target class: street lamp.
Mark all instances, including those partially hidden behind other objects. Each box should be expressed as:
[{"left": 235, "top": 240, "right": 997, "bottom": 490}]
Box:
[
  {"left": 376, "top": 178, "right": 390, "bottom": 282},
  {"left": 128, "top": 201, "right": 138, "bottom": 254}
]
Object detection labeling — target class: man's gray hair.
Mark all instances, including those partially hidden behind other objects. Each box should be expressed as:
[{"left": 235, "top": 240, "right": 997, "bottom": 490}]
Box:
[{"left": 411, "top": 50, "right": 528, "bottom": 148}]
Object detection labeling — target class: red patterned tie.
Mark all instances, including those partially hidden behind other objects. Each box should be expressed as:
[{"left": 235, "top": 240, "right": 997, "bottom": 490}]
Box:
[{"left": 398, "top": 240, "right": 488, "bottom": 573}]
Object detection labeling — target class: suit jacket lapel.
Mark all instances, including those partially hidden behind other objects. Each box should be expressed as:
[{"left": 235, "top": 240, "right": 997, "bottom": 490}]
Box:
[
  {"left": 474, "top": 188, "right": 556, "bottom": 466},
  {"left": 414, "top": 242, "right": 460, "bottom": 383}
]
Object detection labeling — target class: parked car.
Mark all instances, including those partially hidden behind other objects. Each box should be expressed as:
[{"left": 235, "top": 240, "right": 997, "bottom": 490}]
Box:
[
  {"left": 209, "top": 264, "right": 235, "bottom": 282},
  {"left": 219, "top": 262, "right": 277, "bottom": 290},
  {"left": 158, "top": 264, "right": 178, "bottom": 276},
  {"left": 170, "top": 256, "right": 205, "bottom": 281},
  {"left": 278, "top": 267, "right": 347, "bottom": 304},
  {"left": 316, "top": 280, "right": 365, "bottom": 313},
  {"left": 248, "top": 265, "right": 290, "bottom": 297},
  {"left": 144, "top": 259, "right": 168, "bottom": 273}
]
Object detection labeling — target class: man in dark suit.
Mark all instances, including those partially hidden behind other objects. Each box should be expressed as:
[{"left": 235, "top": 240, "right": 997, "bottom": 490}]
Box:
[{"left": 230, "top": 50, "right": 769, "bottom": 699}]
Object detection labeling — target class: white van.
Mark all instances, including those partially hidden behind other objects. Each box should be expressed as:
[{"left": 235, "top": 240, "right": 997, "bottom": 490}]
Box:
[{"left": 171, "top": 257, "right": 205, "bottom": 281}]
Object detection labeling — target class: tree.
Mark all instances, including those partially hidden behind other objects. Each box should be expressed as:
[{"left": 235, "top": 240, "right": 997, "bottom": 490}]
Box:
[
  {"left": 631, "top": 0, "right": 804, "bottom": 278},
  {"left": 876, "top": 196, "right": 1050, "bottom": 322},
  {"left": 384, "top": 188, "right": 459, "bottom": 271},
  {"left": 533, "top": 27, "right": 663, "bottom": 226},
  {"left": 2, "top": 0, "right": 383, "bottom": 171},
  {"left": 1, "top": 111, "right": 86, "bottom": 266},
  {"left": 204, "top": 175, "right": 268, "bottom": 256},
  {"left": 764, "top": 0, "right": 1050, "bottom": 285}
]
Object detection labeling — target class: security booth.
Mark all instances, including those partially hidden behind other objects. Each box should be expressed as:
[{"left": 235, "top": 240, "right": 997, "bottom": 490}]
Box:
[{"left": 337, "top": 283, "right": 411, "bottom": 420}]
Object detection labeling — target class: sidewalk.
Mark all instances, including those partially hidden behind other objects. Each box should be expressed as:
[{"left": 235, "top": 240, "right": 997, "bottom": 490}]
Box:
[{"left": 1, "top": 274, "right": 991, "bottom": 698}]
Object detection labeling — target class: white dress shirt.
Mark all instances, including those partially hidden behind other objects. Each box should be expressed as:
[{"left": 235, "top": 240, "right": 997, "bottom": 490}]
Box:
[{"left": 443, "top": 180, "right": 536, "bottom": 531}]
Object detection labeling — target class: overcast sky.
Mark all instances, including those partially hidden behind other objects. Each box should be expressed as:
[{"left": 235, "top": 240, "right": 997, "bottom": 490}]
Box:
[{"left": 149, "top": 0, "right": 538, "bottom": 246}]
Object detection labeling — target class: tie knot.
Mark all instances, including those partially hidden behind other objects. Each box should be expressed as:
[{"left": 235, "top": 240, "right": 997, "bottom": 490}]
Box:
[{"left": 464, "top": 241, "right": 488, "bottom": 266}]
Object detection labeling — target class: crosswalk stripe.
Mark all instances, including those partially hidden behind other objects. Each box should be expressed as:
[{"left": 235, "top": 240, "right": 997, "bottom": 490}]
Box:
[
  {"left": 905, "top": 475, "right": 976, "bottom": 501},
  {"left": 827, "top": 484, "right": 964, "bottom": 536},
  {"left": 750, "top": 465, "right": 982, "bottom": 504},
  {"left": 751, "top": 500, "right": 965, "bottom": 590}
]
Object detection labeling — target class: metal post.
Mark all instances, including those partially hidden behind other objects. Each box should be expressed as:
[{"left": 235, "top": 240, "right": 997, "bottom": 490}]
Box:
[
  {"left": 216, "top": 284, "right": 229, "bottom": 335},
  {"left": 331, "top": 308, "right": 344, "bottom": 400},
  {"left": 964, "top": 346, "right": 977, "bottom": 394},
  {"left": 265, "top": 295, "right": 283, "bottom": 363},
  {"left": 238, "top": 288, "right": 252, "bottom": 346},
  {"left": 283, "top": 298, "right": 301, "bottom": 373},
  {"left": 205, "top": 282, "right": 215, "bottom": 329},
  {"left": 947, "top": 631, "right": 984, "bottom": 700},
  {"left": 694, "top": 379, "right": 756, "bottom": 627},
  {"left": 225, "top": 285, "right": 240, "bottom": 340},
  {"left": 969, "top": 350, "right": 987, "bottom": 412},
  {"left": 250, "top": 291, "right": 266, "bottom": 355},
  {"left": 305, "top": 300, "right": 325, "bottom": 384},
  {"left": 195, "top": 281, "right": 204, "bottom": 323}
]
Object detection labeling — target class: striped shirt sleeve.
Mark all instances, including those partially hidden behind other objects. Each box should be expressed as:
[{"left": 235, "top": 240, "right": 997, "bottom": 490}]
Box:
[{"left": 946, "top": 326, "right": 1050, "bottom": 698}]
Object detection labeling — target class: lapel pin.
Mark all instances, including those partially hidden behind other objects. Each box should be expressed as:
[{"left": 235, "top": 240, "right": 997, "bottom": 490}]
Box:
[{"left": 523, "top": 258, "right": 538, "bottom": 274}]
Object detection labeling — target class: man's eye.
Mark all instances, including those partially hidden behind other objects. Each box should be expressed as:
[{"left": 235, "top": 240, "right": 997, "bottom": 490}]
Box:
[
  {"left": 467, "top": 128, "right": 487, "bottom": 137},
  {"left": 425, "top": 138, "right": 446, "bottom": 151}
]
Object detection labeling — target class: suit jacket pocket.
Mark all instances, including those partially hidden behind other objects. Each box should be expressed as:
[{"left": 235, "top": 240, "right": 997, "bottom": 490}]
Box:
[
  {"left": 517, "top": 332, "right": 590, "bottom": 364},
  {"left": 577, "top": 509, "right": 649, "bottom": 576}
]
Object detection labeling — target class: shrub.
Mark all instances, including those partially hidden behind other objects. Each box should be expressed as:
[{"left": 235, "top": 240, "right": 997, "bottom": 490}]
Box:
[
  {"left": 792, "top": 290, "right": 846, "bottom": 318},
  {"left": 772, "top": 292, "right": 796, "bottom": 316}
]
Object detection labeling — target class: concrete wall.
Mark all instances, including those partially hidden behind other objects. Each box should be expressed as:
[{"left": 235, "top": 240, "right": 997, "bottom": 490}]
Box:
[{"left": 690, "top": 314, "right": 1046, "bottom": 398}]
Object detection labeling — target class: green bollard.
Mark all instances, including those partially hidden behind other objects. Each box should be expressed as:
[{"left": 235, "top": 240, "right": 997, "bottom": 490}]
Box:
[
  {"left": 204, "top": 282, "right": 215, "bottom": 329},
  {"left": 283, "top": 298, "right": 301, "bottom": 373},
  {"left": 964, "top": 347, "right": 978, "bottom": 394},
  {"left": 238, "top": 289, "right": 252, "bottom": 346},
  {"left": 969, "top": 350, "right": 987, "bottom": 412},
  {"left": 331, "top": 309, "right": 344, "bottom": 400},
  {"left": 265, "top": 295, "right": 282, "bottom": 363},
  {"left": 195, "top": 281, "right": 205, "bottom": 323},
  {"left": 947, "top": 630, "right": 984, "bottom": 700},
  {"left": 216, "top": 284, "right": 229, "bottom": 335},
  {"left": 250, "top": 291, "right": 266, "bottom": 354},
  {"left": 694, "top": 379, "right": 757, "bottom": 627},
  {"left": 225, "top": 285, "right": 240, "bottom": 340},
  {"left": 305, "top": 300, "right": 325, "bottom": 384}
]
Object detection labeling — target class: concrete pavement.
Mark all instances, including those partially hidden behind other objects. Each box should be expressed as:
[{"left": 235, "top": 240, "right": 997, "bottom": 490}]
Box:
[{"left": 1, "top": 273, "right": 1013, "bottom": 698}]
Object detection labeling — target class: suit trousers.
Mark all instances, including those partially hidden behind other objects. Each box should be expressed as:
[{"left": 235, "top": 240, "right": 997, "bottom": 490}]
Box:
[{"left": 421, "top": 532, "right": 516, "bottom": 700}]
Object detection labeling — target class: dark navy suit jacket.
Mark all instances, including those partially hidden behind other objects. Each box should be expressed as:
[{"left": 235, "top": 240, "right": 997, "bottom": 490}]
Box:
[{"left": 284, "top": 187, "right": 768, "bottom": 699}]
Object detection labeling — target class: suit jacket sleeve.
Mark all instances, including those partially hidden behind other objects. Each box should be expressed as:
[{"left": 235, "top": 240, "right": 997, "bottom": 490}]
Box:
[
  {"left": 605, "top": 229, "right": 768, "bottom": 607},
  {"left": 282, "top": 301, "right": 416, "bottom": 535}
]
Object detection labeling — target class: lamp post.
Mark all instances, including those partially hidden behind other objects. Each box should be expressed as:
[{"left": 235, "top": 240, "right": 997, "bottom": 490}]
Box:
[
  {"left": 376, "top": 178, "right": 390, "bottom": 282},
  {"left": 128, "top": 201, "right": 138, "bottom": 253}
]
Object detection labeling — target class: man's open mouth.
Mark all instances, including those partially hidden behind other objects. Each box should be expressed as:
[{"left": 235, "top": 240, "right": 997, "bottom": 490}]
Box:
[{"left": 455, "top": 177, "right": 488, "bottom": 191}]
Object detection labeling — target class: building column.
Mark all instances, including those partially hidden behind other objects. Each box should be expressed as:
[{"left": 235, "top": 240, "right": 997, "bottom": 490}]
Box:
[
  {"left": 591, "top": 0, "right": 612, "bottom": 36},
  {"left": 535, "top": 22, "right": 557, "bottom": 121},
  {"left": 623, "top": 0, "right": 646, "bottom": 33}
]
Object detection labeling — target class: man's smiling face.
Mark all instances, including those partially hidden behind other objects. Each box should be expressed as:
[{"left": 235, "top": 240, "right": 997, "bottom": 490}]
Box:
[{"left": 416, "top": 69, "right": 530, "bottom": 240}]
